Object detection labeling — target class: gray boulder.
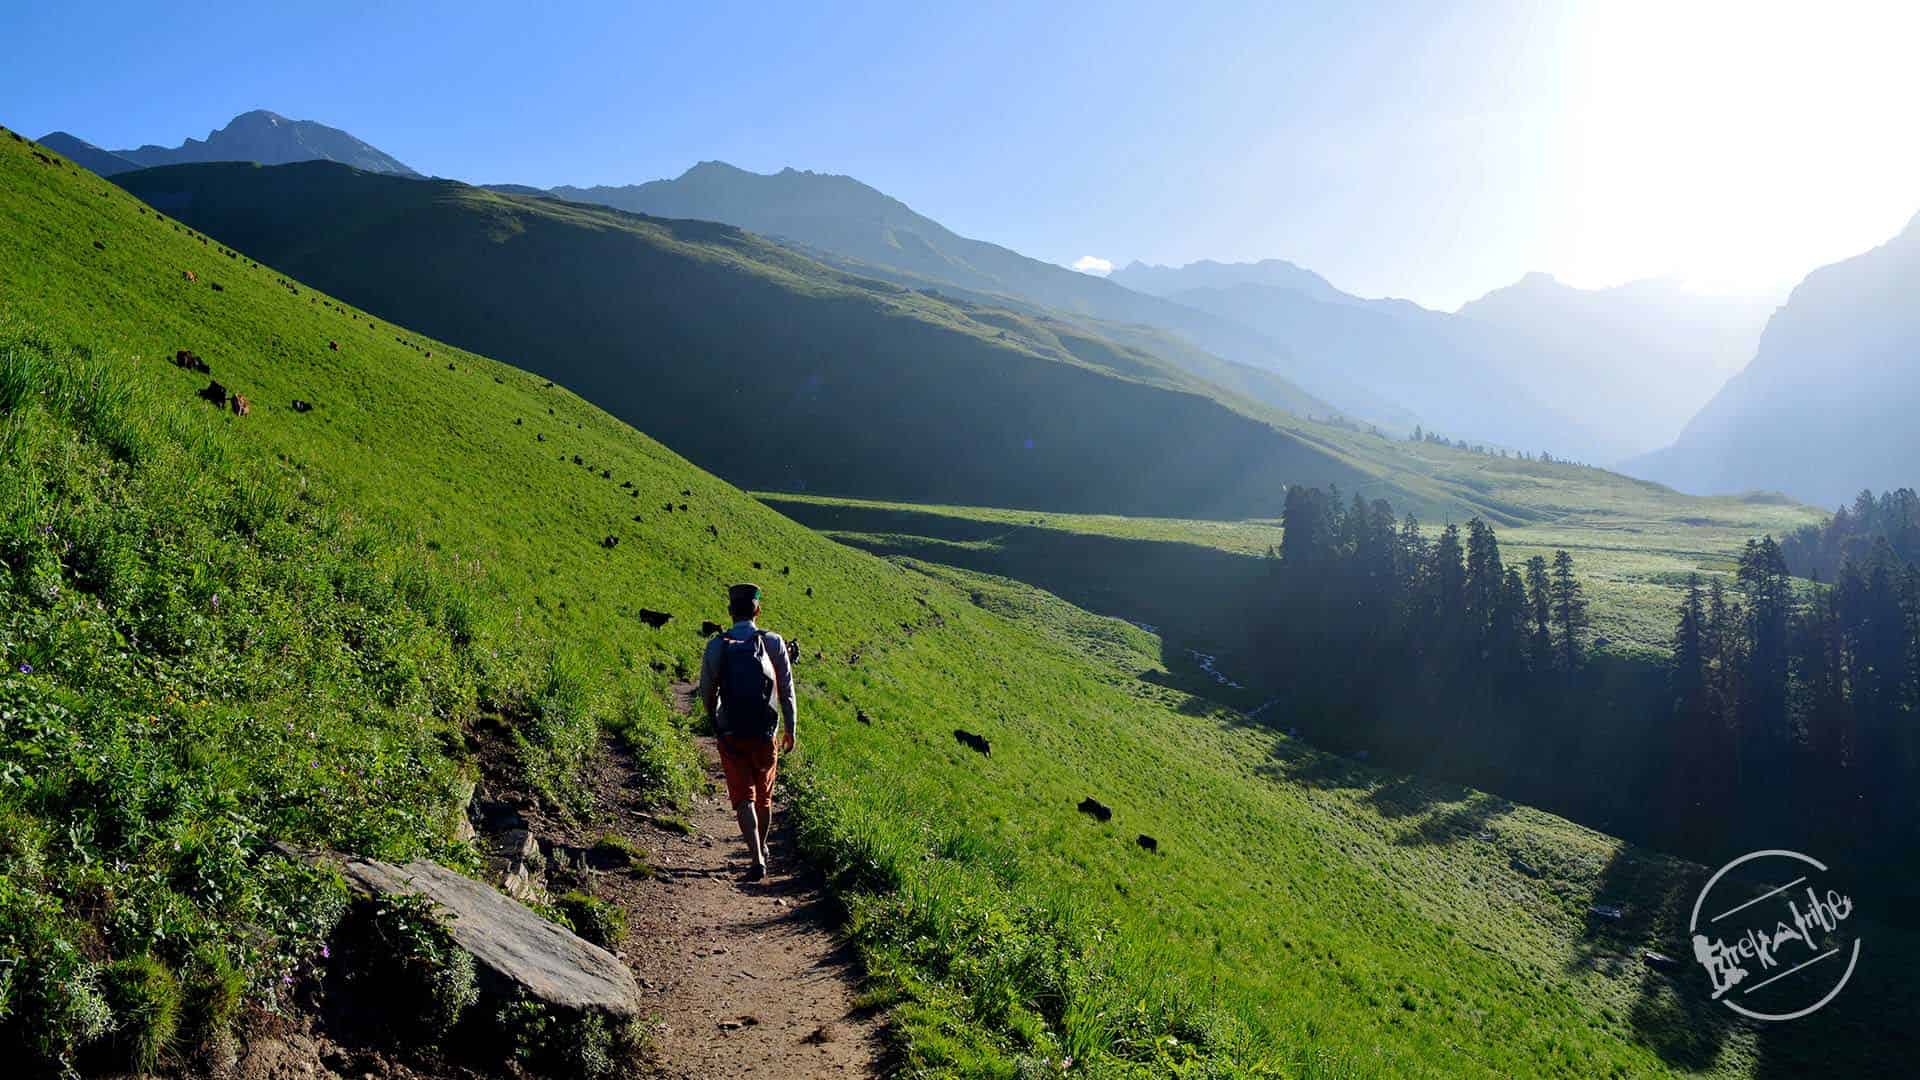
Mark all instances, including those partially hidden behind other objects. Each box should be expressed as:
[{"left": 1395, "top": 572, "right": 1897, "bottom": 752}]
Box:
[{"left": 340, "top": 856, "right": 640, "bottom": 1018}]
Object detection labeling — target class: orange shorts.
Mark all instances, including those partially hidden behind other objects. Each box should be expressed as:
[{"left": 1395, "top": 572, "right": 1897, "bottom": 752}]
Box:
[{"left": 717, "top": 735, "right": 778, "bottom": 810}]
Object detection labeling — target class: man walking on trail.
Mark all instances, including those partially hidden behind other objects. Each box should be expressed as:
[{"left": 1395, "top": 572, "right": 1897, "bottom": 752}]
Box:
[{"left": 699, "top": 582, "right": 796, "bottom": 881}]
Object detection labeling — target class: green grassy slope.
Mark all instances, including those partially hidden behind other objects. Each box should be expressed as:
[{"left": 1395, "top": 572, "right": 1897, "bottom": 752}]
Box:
[
  {"left": 3, "top": 128, "right": 1894, "bottom": 1078},
  {"left": 761, "top": 441, "right": 1825, "bottom": 692},
  {"left": 108, "top": 160, "right": 1385, "bottom": 521}
]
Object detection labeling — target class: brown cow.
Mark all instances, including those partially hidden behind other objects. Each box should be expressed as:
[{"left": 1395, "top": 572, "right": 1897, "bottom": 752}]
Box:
[
  {"left": 183, "top": 270, "right": 197, "bottom": 283},
  {"left": 229, "top": 394, "right": 250, "bottom": 416}
]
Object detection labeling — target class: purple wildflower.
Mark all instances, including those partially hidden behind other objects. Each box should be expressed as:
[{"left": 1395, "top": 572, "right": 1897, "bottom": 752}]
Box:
[
  {"left": 320, "top": 944, "right": 331, "bottom": 960},
  {"left": 15, "top": 663, "right": 30, "bottom": 675}
]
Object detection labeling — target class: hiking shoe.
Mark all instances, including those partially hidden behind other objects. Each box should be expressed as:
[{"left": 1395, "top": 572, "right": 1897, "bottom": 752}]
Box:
[{"left": 745, "top": 862, "right": 767, "bottom": 882}]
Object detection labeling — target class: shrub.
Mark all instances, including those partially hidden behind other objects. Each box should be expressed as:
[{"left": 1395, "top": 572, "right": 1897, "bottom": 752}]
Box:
[
  {"left": 102, "top": 954, "right": 182, "bottom": 1072},
  {"left": 554, "top": 892, "right": 627, "bottom": 950},
  {"left": 366, "top": 894, "right": 479, "bottom": 1040},
  {"left": 494, "top": 997, "right": 640, "bottom": 1079}
]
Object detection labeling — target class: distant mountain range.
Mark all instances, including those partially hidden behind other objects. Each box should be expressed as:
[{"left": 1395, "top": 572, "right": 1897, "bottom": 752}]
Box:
[
  {"left": 538, "top": 163, "right": 1367, "bottom": 425},
  {"left": 57, "top": 108, "right": 1882, "bottom": 499},
  {"left": 1628, "top": 212, "right": 1920, "bottom": 508},
  {"left": 1116, "top": 262, "right": 1776, "bottom": 463},
  {"left": 114, "top": 161, "right": 1391, "bottom": 518},
  {"left": 549, "top": 164, "right": 1776, "bottom": 460},
  {"left": 39, "top": 110, "right": 418, "bottom": 178}
]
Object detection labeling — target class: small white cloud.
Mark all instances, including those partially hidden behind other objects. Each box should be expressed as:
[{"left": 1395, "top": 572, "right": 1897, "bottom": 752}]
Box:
[{"left": 1071, "top": 255, "right": 1113, "bottom": 276}]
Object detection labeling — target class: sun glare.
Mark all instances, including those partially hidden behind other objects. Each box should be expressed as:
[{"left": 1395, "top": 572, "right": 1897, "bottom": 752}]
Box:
[{"left": 1557, "top": 1, "right": 1920, "bottom": 294}]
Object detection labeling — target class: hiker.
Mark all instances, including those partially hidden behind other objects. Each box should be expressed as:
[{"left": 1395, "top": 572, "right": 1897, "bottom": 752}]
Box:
[{"left": 698, "top": 583, "right": 797, "bottom": 881}]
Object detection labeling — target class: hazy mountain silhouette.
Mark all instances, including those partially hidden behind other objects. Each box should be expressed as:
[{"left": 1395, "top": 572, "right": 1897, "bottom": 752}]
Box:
[
  {"left": 40, "top": 110, "right": 418, "bottom": 177},
  {"left": 1457, "top": 273, "right": 1776, "bottom": 458},
  {"left": 543, "top": 163, "right": 1392, "bottom": 425},
  {"left": 1627, "top": 212, "right": 1920, "bottom": 506},
  {"left": 1127, "top": 260, "right": 1773, "bottom": 461},
  {"left": 1157, "top": 277, "right": 1613, "bottom": 459},
  {"left": 1110, "top": 257, "right": 1353, "bottom": 306}
]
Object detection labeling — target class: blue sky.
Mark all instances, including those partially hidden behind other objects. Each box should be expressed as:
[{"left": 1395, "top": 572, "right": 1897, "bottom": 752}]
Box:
[{"left": 6, "top": 1, "right": 1917, "bottom": 308}]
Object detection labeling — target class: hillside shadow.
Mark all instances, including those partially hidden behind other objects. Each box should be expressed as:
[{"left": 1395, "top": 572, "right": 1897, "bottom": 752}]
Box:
[{"left": 1563, "top": 844, "right": 1730, "bottom": 1070}]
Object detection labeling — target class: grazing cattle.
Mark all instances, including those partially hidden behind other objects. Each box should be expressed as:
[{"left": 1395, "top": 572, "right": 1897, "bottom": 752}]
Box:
[
  {"left": 663, "top": 503, "right": 674, "bottom": 512},
  {"left": 637, "top": 608, "right": 673, "bottom": 628},
  {"left": 229, "top": 394, "right": 250, "bottom": 416},
  {"left": 700, "top": 620, "right": 724, "bottom": 637},
  {"left": 514, "top": 418, "right": 522, "bottom": 425},
  {"left": 953, "top": 729, "right": 991, "bottom": 756},
  {"left": 805, "top": 587, "right": 814, "bottom": 598},
  {"left": 92, "top": 240, "right": 105, "bottom": 250},
  {"left": 1077, "top": 797, "right": 1113, "bottom": 822},
  {"left": 173, "top": 350, "right": 210, "bottom": 374},
  {"left": 198, "top": 381, "right": 228, "bottom": 407},
  {"left": 291, "top": 400, "right": 313, "bottom": 413},
  {"left": 328, "top": 340, "right": 339, "bottom": 351},
  {"left": 447, "top": 363, "right": 456, "bottom": 371},
  {"left": 209, "top": 282, "right": 224, "bottom": 292},
  {"left": 183, "top": 270, "right": 197, "bottom": 283},
  {"left": 536, "top": 434, "right": 545, "bottom": 442},
  {"left": 1136, "top": 834, "right": 1159, "bottom": 853},
  {"left": 856, "top": 709, "right": 872, "bottom": 726},
  {"left": 784, "top": 637, "right": 802, "bottom": 666},
  {"left": 751, "top": 561, "right": 763, "bottom": 570},
  {"left": 681, "top": 489, "right": 691, "bottom": 496},
  {"left": 678, "top": 503, "right": 688, "bottom": 511},
  {"left": 781, "top": 566, "right": 790, "bottom": 576},
  {"left": 706, "top": 524, "right": 718, "bottom": 538},
  {"left": 600, "top": 469, "right": 611, "bottom": 479},
  {"left": 573, "top": 455, "right": 584, "bottom": 465},
  {"left": 601, "top": 535, "right": 619, "bottom": 549},
  {"left": 619, "top": 479, "right": 633, "bottom": 488},
  {"left": 631, "top": 514, "right": 643, "bottom": 523}
]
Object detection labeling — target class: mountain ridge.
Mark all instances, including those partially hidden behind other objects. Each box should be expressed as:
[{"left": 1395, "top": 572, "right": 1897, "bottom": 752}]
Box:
[
  {"left": 38, "top": 108, "right": 420, "bottom": 178},
  {"left": 112, "top": 159, "right": 1397, "bottom": 520},
  {"left": 1625, "top": 208, "right": 1920, "bottom": 505}
]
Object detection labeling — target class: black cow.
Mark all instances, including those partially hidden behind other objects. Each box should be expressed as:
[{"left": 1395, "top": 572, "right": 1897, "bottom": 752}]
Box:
[
  {"left": 197, "top": 381, "right": 228, "bottom": 407},
  {"left": 637, "top": 608, "right": 672, "bottom": 629},
  {"left": 700, "top": 620, "right": 725, "bottom": 637},
  {"left": 1077, "top": 797, "right": 1113, "bottom": 822},
  {"left": 601, "top": 535, "right": 619, "bottom": 549},
  {"left": 953, "top": 729, "right": 991, "bottom": 755},
  {"left": 291, "top": 400, "right": 313, "bottom": 413},
  {"left": 856, "top": 709, "right": 873, "bottom": 726},
  {"left": 1136, "top": 834, "right": 1159, "bottom": 853}
]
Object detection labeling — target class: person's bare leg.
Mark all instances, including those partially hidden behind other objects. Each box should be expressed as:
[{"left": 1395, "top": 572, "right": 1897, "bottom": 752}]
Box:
[
  {"left": 756, "top": 799, "right": 772, "bottom": 863},
  {"left": 734, "top": 801, "right": 763, "bottom": 870}
]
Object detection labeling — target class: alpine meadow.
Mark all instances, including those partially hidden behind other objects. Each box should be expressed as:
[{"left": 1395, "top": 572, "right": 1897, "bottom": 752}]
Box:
[{"left": 5, "top": 5, "right": 1919, "bottom": 1078}]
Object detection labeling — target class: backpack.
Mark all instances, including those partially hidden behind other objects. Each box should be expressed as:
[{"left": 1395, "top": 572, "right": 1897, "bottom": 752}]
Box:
[{"left": 715, "top": 630, "right": 780, "bottom": 739}]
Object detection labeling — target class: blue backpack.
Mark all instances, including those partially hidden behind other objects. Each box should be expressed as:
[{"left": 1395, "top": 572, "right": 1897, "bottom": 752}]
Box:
[{"left": 716, "top": 630, "right": 779, "bottom": 739}]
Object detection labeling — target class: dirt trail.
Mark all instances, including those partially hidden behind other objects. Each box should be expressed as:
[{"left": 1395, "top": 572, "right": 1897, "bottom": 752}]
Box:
[{"left": 601, "top": 685, "right": 884, "bottom": 1078}]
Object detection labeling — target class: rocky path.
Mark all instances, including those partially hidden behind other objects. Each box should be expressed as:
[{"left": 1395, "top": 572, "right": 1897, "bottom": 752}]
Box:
[{"left": 620, "top": 736, "right": 885, "bottom": 1078}]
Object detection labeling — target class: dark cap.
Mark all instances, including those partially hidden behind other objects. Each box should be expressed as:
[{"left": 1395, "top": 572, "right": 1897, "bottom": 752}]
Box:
[{"left": 728, "top": 583, "right": 762, "bottom": 607}]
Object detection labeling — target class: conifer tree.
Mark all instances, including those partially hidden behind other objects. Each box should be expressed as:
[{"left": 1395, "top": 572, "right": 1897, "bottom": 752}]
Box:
[{"left": 1550, "top": 550, "right": 1588, "bottom": 671}]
